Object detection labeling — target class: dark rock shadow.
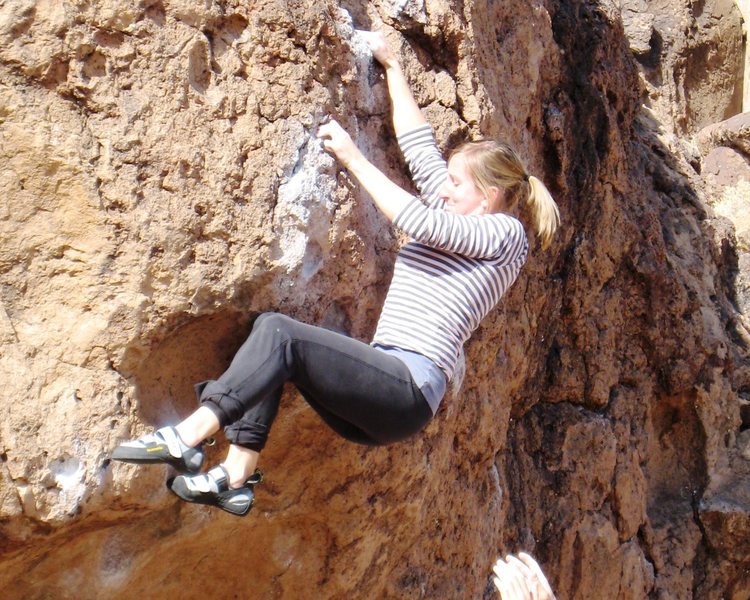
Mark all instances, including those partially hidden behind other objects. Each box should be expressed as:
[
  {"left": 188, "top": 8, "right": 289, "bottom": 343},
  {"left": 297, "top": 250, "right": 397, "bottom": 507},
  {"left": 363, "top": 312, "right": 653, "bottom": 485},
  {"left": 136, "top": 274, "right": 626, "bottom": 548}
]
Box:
[
  {"left": 464, "top": 0, "right": 750, "bottom": 596},
  {"left": 131, "top": 310, "right": 256, "bottom": 428}
]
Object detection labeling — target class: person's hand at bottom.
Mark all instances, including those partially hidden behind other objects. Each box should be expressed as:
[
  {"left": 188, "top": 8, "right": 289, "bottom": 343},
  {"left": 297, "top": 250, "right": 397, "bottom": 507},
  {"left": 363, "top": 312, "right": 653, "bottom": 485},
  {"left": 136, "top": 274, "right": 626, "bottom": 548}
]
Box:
[{"left": 492, "top": 553, "right": 555, "bottom": 600}]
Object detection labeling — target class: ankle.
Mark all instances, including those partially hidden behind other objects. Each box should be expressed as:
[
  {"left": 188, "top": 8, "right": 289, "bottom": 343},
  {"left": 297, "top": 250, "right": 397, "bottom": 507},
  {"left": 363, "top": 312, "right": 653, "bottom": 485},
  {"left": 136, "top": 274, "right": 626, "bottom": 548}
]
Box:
[
  {"left": 174, "top": 407, "right": 221, "bottom": 447},
  {"left": 171, "top": 428, "right": 191, "bottom": 451},
  {"left": 221, "top": 463, "right": 252, "bottom": 489},
  {"left": 223, "top": 445, "right": 260, "bottom": 487},
  {"left": 174, "top": 426, "right": 191, "bottom": 447}
]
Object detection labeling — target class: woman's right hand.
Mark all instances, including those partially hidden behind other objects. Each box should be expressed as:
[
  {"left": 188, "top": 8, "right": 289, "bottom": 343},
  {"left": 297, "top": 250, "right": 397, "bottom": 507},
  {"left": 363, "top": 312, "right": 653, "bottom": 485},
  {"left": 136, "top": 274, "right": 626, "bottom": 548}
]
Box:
[{"left": 357, "top": 30, "right": 397, "bottom": 69}]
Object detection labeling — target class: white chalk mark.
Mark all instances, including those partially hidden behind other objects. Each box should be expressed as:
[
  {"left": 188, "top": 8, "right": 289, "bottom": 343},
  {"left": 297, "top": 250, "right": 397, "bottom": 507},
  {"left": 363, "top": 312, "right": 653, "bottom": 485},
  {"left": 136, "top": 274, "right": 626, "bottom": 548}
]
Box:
[{"left": 272, "top": 124, "right": 337, "bottom": 280}]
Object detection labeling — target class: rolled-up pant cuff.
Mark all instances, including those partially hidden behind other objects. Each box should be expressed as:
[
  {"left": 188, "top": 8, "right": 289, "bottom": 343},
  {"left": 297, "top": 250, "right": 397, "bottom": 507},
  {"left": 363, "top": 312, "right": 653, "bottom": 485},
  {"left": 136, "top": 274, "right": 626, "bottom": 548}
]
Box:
[
  {"left": 194, "top": 380, "right": 244, "bottom": 427},
  {"left": 195, "top": 380, "right": 271, "bottom": 451},
  {"left": 223, "top": 421, "right": 270, "bottom": 452}
]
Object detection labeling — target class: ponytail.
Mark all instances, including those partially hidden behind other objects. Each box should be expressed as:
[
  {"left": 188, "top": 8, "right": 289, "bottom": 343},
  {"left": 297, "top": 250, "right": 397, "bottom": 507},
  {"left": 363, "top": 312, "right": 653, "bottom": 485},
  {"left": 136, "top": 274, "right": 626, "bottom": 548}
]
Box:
[
  {"left": 526, "top": 175, "right": 560, "bottom": 249},
  {"left": 453, "top": 140, "right": 561, "bottom": 249}
]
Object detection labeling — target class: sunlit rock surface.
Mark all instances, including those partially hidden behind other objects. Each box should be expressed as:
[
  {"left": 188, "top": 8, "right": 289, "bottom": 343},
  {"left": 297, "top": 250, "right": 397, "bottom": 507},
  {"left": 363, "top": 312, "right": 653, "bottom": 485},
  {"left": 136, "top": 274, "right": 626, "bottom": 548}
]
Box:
[{"left": 0, "top": 0, "right": 748, "bottom": 598}]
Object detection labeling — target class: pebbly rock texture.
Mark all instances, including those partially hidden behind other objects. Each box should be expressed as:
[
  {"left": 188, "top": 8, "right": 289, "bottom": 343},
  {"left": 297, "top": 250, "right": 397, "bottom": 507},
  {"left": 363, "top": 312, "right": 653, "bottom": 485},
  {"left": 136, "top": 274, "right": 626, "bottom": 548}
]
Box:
[
  {"left": 620, "top": 0, "right": 745, "bottom": 135},
  {"left": 0, "top": 0, "right": 748, "bottom": 599},
  {"left": 697, "top": 112, "right": 750, "bottom": 319}
]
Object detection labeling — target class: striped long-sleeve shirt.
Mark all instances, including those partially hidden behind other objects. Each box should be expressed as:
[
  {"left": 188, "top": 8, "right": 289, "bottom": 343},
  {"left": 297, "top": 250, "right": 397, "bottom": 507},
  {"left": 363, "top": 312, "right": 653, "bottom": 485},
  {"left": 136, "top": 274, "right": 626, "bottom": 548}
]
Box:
[{"left": 371, "top": 125, "right": 529, "bottom": 388}]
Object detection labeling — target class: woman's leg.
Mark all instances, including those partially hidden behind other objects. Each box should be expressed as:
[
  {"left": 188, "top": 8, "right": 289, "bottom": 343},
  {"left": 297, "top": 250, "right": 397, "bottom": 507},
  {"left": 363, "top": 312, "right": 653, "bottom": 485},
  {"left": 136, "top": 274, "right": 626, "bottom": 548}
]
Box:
[
  {"left": 197, "top": 312, "right": 432, "bottom": 445},
  {"left": 223, "top": 444, "right": 260, "bottom": 488},
  {"left": 173, "top": 390, "right": 276, "bottom": 487},
  {"left": 172, "top": 407, "right": 261, "bottom": 488},
  {"left": 174, "top": 406, "right": 220, "bottom": 447},
  {"left": 117, "top": 312, "right": 433, "bottom": 510},
  {"left": 170, "top": 408, "right": 260, "bottom": 487},
  {"left": 166, "top": 399, "right": 270, "bottom": 511},
  {"left": 189, "top": 311, "right": 432, "bottom": 469},
  {"left": 165, "top": 312, "right": 434, "bottom": 515},
  {"left": 219, "top": 387, "right": 281, "bottom": 487}
]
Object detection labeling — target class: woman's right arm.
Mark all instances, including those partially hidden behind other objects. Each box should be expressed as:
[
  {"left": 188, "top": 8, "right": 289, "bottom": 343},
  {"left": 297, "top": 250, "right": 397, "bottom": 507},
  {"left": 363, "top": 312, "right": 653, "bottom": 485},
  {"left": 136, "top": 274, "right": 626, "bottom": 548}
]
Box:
[
  {"left": 360, "top": 31, "right": 427, "bottom": 135},
  {"left": 360, "top": 31, "right": 447, "bottom": 208}
]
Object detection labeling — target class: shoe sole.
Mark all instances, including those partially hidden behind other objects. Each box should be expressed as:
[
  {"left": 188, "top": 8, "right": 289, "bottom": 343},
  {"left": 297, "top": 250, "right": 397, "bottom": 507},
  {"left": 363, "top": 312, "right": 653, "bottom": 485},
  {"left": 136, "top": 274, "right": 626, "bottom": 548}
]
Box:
[
  {"left": 111, "top": 446, "right": 204, "bottom": 473},
  {"left": 167, "top": 477, "right": 254, "bottom": 516}
]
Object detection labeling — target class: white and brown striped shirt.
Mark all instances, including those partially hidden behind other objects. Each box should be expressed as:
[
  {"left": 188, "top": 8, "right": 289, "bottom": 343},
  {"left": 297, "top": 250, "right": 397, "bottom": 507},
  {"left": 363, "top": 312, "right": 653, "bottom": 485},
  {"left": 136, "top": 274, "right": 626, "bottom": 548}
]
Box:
[{"left": 372, "top": 125, "right": 528, "bottom": 402}]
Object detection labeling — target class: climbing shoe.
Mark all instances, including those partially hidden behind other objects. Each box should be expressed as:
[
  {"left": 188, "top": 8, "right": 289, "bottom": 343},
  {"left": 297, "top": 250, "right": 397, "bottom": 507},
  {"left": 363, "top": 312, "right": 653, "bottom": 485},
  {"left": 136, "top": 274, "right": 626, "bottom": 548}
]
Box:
[
  {"left": 111, "top": 426, "right": 205, "bottom": 473},
  {"left": 167, "top": 465, "right": 262, "bottom": 516}
]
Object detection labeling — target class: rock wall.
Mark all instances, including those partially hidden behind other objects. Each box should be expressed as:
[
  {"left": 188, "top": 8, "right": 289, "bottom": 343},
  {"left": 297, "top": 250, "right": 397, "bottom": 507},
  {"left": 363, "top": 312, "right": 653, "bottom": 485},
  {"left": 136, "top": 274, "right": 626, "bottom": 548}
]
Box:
[
  {"left": 738, "top": 0, "right": 750, "bottom": 111},
  {"left": 0, "top": 0, "right": 748, "bottom": 598},
  {"left": 620, "top": 0, "right": 745, "bottom": 134}
]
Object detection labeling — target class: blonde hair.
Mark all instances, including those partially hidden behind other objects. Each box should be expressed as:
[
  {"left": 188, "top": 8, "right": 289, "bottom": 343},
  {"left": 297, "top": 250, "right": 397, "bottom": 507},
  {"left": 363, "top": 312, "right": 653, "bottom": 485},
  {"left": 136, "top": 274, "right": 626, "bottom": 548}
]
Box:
[{"left": 452, "top": 141, "right": 560, "bottom": 249}]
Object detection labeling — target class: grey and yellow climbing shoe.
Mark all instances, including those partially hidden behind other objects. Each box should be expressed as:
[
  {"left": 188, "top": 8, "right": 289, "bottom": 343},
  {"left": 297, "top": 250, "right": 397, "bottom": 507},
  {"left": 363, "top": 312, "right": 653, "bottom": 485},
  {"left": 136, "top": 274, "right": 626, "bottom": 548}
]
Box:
[
  {"left": 167, "top": 465, "right": 262, "bottom": 516},
  {"left": 111, "top": 426, "right": 205, "bottom": 473}
]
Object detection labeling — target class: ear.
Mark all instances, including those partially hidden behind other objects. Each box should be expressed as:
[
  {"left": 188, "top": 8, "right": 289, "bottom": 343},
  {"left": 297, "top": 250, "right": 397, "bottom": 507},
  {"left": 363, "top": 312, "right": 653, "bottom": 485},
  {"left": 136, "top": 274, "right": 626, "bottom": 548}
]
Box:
[{"left": 485, "top": 186, "right": 502, "bottom": 211}]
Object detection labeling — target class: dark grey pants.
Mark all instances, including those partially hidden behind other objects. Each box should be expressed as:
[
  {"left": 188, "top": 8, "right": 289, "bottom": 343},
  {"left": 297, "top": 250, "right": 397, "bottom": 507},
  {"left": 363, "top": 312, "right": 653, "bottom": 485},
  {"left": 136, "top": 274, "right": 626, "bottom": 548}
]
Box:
[{"left": 196, "top": 312, "right": 433, "bottom": 451}]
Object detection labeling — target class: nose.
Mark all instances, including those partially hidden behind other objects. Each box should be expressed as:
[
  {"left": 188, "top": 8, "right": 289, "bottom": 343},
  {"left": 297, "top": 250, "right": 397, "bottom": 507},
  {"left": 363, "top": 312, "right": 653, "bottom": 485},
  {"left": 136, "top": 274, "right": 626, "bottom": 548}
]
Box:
[{"left": 438, "top": 180, "right": 451, "bottom": 201}]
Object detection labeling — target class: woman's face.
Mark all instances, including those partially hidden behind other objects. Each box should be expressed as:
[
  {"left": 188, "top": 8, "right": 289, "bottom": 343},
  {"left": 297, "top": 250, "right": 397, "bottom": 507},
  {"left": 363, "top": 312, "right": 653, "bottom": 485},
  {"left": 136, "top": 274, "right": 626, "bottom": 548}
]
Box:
[{"left": 439, "top": 153, "right": 491, "bottom": 216}]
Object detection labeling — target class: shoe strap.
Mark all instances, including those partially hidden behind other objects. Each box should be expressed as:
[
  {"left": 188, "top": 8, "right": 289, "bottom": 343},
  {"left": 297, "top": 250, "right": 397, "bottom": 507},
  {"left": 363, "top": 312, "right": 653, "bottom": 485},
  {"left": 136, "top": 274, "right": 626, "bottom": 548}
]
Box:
[
  {"left": 212, "top": 466, "right": 262, "bottom": 488},
  {"left": 207, "top": 465, "right": 229, "bottom": 490},
  {"left": 156, "top": 426, "right": 184, "bottom": 459}
]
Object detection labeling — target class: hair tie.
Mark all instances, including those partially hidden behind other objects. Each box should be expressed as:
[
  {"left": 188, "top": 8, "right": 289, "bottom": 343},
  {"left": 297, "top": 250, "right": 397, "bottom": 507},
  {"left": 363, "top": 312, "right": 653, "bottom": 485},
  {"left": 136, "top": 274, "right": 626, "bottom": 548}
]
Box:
[{"left": 523, "top": 174, "right": 530, "bottom": 182}]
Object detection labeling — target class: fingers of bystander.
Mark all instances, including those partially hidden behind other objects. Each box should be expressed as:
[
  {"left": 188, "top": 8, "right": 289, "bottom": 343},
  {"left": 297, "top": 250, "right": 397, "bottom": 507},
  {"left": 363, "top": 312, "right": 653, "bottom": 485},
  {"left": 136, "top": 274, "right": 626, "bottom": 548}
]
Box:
[{"left": 491, "top": 554, "right": 555, "bottom": 600}]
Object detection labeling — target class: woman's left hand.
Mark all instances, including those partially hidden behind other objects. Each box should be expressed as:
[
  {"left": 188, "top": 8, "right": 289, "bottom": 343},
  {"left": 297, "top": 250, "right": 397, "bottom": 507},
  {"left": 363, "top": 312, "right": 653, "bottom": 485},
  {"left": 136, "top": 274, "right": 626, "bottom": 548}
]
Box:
[{"left": 317, "top": 119, "right": 362, "bottom": 168}]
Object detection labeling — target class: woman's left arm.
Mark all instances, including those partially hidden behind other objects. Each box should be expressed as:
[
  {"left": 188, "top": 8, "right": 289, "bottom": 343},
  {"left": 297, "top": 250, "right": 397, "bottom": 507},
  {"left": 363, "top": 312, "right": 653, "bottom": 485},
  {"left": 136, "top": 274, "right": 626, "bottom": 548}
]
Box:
[
  {"left": 396, "top": 199, "right": 528, "bottom": 263},
  {"left": 318, "top": 119, "right": 412, "bottom": 222}
]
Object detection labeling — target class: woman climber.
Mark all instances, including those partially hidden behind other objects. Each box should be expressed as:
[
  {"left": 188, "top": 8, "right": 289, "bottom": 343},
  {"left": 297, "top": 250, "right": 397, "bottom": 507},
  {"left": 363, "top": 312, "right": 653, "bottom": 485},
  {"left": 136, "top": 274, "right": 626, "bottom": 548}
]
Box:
[{"left": 112, "top": 31, "right": 560, "bottom": 516}]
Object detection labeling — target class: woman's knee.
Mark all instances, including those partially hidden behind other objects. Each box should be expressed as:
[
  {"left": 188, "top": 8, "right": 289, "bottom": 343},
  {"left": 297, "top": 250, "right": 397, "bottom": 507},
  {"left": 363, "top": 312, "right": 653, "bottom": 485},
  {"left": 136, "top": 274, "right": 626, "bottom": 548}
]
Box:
[{"left": 253, "top": 312, "right": 294, "bottom": 334}]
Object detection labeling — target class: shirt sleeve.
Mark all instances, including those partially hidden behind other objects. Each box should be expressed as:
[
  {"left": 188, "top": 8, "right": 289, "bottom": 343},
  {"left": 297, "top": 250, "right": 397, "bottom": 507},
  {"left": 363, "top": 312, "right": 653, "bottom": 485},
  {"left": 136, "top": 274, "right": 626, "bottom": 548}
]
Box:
[
  {"left": 394, "top": 197, "right": 529, "bottom": 264},
  {"left": 396, "top": 125, "right": 448, "bottom": 210}
]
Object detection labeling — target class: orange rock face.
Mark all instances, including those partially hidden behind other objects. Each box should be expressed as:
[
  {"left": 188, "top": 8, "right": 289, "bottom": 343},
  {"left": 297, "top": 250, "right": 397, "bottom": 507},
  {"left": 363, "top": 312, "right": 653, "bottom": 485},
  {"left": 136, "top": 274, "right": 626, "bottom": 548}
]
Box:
[{"left": 0, "top": 0, "right": 747, "bottom": 598}]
